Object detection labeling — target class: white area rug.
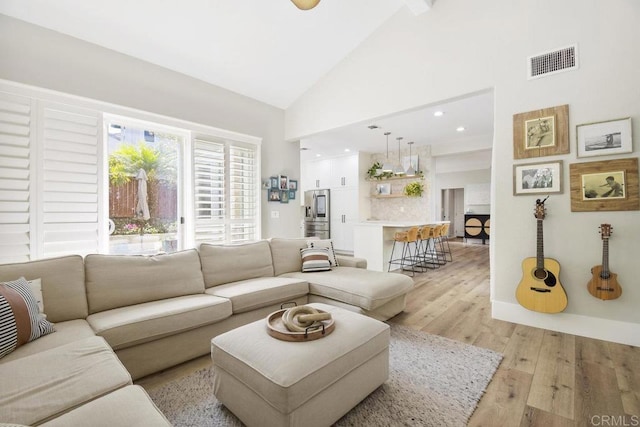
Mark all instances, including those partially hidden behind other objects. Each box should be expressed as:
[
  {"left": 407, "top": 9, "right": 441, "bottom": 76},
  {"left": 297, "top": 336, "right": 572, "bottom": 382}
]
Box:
[{"left": 146, "top": 324, "right": 502, "bottom": 426}]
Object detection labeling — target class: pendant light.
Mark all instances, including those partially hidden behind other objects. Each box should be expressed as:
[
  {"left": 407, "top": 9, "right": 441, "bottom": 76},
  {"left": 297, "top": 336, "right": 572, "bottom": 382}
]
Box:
[
  {"left": 381, "top": 132, "right": 394, "bottom": 173},
  {"left": 405, "top": 141, "right": 416, "bottom": 176},
  {"left": 394, "top": 137, "right": 405, "bottom": 175},
  {"left": 291, "top": 0, "right": 321, "bottom": 10}
]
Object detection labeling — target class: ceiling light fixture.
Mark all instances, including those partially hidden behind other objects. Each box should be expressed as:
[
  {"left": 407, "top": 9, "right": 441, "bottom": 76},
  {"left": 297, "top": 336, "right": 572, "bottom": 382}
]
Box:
[
  {"left": 405, "top": 141, "right": 416, "bottom": 177},
  {"left": 382, "top": 132, "right": 394, "bottom": 173},
  {"left": 394, "top": 137, "right": 405, "bottom": 175},
  {"left": 434, "top": 111, "right": 444, "bottom": 117},
  {"left": 290, "top": 0, "right": 321, "bottom": 10},
  {"left": 456, "top": 126, "right": 465, "bottom": 132}
]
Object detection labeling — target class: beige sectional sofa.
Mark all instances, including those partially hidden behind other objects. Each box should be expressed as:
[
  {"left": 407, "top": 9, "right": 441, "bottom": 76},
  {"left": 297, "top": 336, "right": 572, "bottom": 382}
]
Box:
[{"left": 0, "top": 238, "right": 413, "bottom": 426}]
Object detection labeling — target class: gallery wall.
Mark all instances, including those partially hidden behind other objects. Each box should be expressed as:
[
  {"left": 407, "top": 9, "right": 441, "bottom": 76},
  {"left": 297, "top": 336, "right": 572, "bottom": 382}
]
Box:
[{"left": 285, "top": 0, "right": 640, "bottom": 345}]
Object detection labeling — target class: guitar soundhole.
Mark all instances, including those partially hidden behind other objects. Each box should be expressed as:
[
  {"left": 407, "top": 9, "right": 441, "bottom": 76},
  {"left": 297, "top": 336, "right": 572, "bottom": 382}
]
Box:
[{"left": 534, "top": 268, "right": 557, "bottom": 287}]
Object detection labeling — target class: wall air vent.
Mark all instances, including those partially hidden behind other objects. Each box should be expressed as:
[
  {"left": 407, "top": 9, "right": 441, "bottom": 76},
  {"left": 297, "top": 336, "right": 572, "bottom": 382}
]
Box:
[{"left": 527, "top": 44, "right": 578, "bottom": 79}]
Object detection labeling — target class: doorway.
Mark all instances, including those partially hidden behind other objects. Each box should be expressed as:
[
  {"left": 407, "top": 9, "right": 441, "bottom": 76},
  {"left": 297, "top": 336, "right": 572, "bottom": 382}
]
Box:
[{"left": 441, "top": 188, "right": 465, "bottom": 238}]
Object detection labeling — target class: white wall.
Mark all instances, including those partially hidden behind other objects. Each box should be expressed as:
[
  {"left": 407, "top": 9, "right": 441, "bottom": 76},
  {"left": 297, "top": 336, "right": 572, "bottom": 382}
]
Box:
[
  {"left": 0, "top": 14, "right": 300, "bottom": 239},
  {"left": 285, "top": 0, "right": 640, "bottom": 345}
]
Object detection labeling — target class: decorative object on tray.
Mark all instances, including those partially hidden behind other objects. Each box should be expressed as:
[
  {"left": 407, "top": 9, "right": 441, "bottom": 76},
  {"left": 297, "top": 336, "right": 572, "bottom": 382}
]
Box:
[
  {"left": 266, "top": 304, "right": 335, "bottom": 341},
  {"left": 403, "top": 181, "right": 424, "bottom": 197},
  {"left": 513, "top": 104, "right": 569, "bottom": 159}
]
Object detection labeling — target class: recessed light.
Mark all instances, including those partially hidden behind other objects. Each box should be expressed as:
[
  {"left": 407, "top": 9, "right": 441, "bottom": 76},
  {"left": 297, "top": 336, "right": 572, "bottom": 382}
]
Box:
[
  {"left": 434, "top": 111, "right": 444, "bottom": 117},
  {"left": 368, "top": 125, "right": 379, "bottom": 130},
  {"left": 315, "top": 154, "right": 322, "bottom": 157},
  {"left": 300, "top": 147, "right": 309, "bottom": 151},
  {"left": 456, "top": 126, "right": 465, "bottom": 132},
  {"left": 344, "top": 148, "right": 351, "bottom": 152}
]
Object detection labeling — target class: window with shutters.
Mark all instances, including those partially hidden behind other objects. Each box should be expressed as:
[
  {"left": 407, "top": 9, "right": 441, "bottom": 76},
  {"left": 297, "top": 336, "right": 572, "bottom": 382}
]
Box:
[
  {"left": 0, "top": 83, "right": 261, "bottom": 262},
  {"left": 193, "top": 137, "right": 258, "bottom": 245}
]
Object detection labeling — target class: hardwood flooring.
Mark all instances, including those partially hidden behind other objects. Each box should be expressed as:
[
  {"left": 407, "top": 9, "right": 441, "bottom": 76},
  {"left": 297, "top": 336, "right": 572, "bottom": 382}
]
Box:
[
  {"left": 137, "top": 239, "right": 640, "bottom": 426},
  {"left": 391, "top": 239, "right": 640, "bottom": 427}
]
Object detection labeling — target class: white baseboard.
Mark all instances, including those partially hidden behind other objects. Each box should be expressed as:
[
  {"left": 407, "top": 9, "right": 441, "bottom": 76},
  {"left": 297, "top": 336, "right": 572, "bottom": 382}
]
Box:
[{"left": 492, "top": 300, "right": 640, "bottom": 347}]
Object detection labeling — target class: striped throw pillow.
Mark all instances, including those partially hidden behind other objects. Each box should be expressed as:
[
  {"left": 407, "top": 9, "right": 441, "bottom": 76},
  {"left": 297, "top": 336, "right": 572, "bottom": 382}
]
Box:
[
  {"left": 300, "top": 247, "right": 332, "bottom": 272},
  {"left": 307, "top": 239, "right": 339, "bottom": 267},
  {"left": 0, "top": 277, "right": 56, "bottom": 359}
]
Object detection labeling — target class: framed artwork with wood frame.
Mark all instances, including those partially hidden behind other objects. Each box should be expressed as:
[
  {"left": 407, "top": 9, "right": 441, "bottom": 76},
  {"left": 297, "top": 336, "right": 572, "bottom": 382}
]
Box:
[
  {"left": 569, "top": 157, "right": 639, "bottom": 212},
  {"left": 513, "top": 104, "right": 569, "bottom": 159}
]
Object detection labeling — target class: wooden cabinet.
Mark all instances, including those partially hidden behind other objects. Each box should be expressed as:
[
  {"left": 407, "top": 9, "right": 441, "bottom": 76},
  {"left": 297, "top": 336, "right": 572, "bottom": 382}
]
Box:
[{"left": 464, "top": 214, "right": 490, "bottom": 244}]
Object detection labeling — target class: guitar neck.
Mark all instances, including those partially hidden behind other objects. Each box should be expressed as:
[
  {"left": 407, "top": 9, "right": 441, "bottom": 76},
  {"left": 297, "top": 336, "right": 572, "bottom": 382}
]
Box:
[
  {"left": 536, "top": 218, "right": 544, "bottom": 269},
  {"left": 602, "top": 239, "right": 609, "bottom": 275}
]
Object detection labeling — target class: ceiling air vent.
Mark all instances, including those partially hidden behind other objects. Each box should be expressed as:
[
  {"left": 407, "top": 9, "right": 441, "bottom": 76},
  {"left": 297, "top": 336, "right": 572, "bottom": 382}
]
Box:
[{"left": 527, "top": 44, "right": 578, "bottom": 79}]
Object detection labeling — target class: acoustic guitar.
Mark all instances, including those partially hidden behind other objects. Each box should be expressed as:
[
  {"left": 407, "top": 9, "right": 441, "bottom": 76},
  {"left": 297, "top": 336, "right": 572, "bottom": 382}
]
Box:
[
  {"left": 587, "top": 224, "right": 622, "bottom": 300},
  {"left": 516, "top": 197, "right": 568, "bottom": 313}
]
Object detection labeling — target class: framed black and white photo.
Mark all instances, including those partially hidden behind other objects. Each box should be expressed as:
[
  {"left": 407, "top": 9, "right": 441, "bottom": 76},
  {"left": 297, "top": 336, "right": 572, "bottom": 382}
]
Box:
[
  {"left": 513, "top": 161, "right": 562, "bottom": 195},
  {"left": 576, "top": 117, "right": 632, "bottom": 158}
]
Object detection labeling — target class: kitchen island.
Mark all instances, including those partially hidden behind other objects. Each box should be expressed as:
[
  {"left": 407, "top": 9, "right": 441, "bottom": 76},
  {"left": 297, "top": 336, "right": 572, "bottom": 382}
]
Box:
[{"left": 353, "top": 220, "right": 449, "bottom": 272}]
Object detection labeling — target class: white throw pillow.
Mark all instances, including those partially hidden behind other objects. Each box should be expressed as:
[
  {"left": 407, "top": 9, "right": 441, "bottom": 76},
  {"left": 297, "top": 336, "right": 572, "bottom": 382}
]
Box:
[
  {"left": 307, "top": 239, "right": 339, "bottom": 267},
  {"left": 300, "top": 247, "right": 331, "bottom": 272}
]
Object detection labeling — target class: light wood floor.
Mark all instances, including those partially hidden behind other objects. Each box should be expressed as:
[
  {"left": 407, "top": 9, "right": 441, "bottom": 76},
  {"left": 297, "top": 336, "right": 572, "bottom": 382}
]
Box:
[{"left": 138, "top": 240, "right": 640, "bottom": 426}]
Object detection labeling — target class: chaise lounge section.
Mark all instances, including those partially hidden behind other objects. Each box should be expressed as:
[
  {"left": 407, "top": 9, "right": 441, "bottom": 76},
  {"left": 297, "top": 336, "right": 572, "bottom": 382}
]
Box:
[{"left": 0, "top": 237, "right": 413, "bottom": 426}]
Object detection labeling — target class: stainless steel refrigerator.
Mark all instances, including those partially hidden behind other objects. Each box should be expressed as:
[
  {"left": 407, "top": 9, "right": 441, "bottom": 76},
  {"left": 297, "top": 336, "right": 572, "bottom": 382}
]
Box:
[{"left": 304, "top": 189, "right": 330, "bottom": 239}]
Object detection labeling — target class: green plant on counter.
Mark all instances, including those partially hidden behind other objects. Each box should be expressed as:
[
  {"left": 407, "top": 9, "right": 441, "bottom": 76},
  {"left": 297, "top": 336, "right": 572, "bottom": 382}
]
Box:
[{"left": 403, "top": 181, "right": 424, "bottom": 197}]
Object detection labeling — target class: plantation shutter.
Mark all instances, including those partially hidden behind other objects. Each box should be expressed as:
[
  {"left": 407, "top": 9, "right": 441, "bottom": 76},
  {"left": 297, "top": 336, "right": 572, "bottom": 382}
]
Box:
[
  {"left": 229, "top": 144, "right": 257, "bottom": 243},
  {"left": 193, "top": 139, "right": 225, "bottom": 243},
  {"left": 0, "top": 92, "right": 34, "bottom": 264},
  {"left": 38, "top": 102, "right": 101, "bottom": 258}
]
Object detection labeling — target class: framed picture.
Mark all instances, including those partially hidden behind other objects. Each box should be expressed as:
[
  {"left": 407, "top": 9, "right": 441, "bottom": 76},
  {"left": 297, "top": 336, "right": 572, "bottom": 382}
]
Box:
[
  {"left": 288, "top": 179, "right": 298, "bottom": 191},
  {"left": 262, "top": 179, "right": 271, "bottom": 189},
  {"left": 268, "top": 189, "right": 281, "bottom": 202},
  {"left": 376, "top": 183, "right": 391, "bottom": 195},
  {"left": 279, "top": 175, "right": 288, "bottom": 190},
  {"left": 513, "top": 161, "right": 562, "bottom": 195},
  {"left": 288, "top": 190, "right": 296, "bottom": 200},
  {"left": 280, "top": 189, "right": 289, "bottom": 203},
  {"left": 576, "top": 117, "right": 632, "bottom": 158},
  {"left": 270, "top": 176, "right": 279, "bottom": 189},
  {"left": 569, "top": 157, "right": 639, "bottom": 212},
  {"left": 513, "top": 104, "right": 569, "bottom": 159}
]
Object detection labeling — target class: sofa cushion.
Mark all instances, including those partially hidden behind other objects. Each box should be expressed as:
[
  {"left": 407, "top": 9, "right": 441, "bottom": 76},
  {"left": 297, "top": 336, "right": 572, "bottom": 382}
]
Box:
[
  {"left": 280, "top": 267, "right": 414, "bottom": 311},
  {"left": 87, "top": 294, "right": 232, "bottom": 350},
  {"left": 0, "top": 336, "right": 131, "bottom": 426},
  {"left": 200, "top": 241, "right": 274, "bottom": 288},
  {"left": 85, "top": 249, "right": 205, "bottom": 313},
  {"left": 0, "top": 255, "right": 87, "bottom": 323},
  {"left": 0, "top": 277, "right": 56, "bottom": 359},
  {"left": 0, "top": 319, "right": 95, "bottom": 364},
  {"left": 269, "top": 238, "right": 309, "bottom": 276},
  {"left": 205, "top": 277, "right": 309, "bottom": 313},
  {"left": 40, "top": 385, "right": 171, "bottom": 427},
  {"left": 300, "top": 247, "right": 331, "bottom": 272}
]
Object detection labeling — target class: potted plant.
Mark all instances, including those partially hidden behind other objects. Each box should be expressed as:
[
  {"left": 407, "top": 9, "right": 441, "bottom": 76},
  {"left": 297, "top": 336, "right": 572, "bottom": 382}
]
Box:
[{"left": 403, "top": 181, "right": 424, "bottom": 197}]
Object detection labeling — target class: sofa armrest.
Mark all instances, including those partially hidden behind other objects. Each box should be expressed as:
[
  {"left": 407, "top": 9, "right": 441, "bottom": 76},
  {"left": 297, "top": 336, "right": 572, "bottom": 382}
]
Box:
[{"left": 336, "top": 255, "right": 367, "bottom": 269}]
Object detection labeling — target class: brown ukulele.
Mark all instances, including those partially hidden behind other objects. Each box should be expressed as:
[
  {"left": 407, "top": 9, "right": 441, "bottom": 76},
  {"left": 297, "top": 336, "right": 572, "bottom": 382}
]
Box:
[
  {"left": 587, "top": 224, "right": 622, "bottom": 300},
  {"left": 516, "top": 197, "right": 568, "bottom": 313}
]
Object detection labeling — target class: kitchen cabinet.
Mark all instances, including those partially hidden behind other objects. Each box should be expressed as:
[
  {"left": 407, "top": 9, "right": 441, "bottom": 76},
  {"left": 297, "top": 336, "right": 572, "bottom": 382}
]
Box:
[
  {"left": 330, "top": 155, "right": 359, "bottom": 188},
  {"left": 330, "top": 187, "right": 358, "bottom": 254},
  {"left": 301, "top": 159, "right": 331, "bottom": 192}
]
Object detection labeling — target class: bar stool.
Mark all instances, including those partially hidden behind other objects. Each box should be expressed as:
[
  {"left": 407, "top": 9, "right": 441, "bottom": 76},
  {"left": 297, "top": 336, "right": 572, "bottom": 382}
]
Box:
[
  {"left": 416, "top": 225, "right": 436, "bottom": 270},
  {"left": 440, "top": 222, "right": 453, "bottom": 262},
  {"left": 388, "top": 226, "right": 420, "bottom": 276},
  {"left": 426, "top": 224, "right": 447, "bottom": 267}
]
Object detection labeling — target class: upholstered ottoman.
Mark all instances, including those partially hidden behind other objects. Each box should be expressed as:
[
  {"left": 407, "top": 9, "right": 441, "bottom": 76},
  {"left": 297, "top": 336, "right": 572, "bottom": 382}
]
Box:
[{"left": 211, "top": 302, "right": 390, "bottom": 427}]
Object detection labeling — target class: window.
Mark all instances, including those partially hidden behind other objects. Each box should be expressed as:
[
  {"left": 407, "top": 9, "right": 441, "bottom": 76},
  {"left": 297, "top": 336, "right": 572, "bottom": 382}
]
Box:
[
  {"left": 0, "top": 81, "right": 262, "bottom": 263},
  {"left": 106, "top": 119, "right": 183, "bottom": 255}
]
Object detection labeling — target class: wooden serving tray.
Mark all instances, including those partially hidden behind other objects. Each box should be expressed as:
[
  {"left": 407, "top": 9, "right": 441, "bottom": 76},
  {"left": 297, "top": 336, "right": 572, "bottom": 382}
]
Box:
[{"left": 266, "top": 308, "right": 335, "bottom": 342}]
